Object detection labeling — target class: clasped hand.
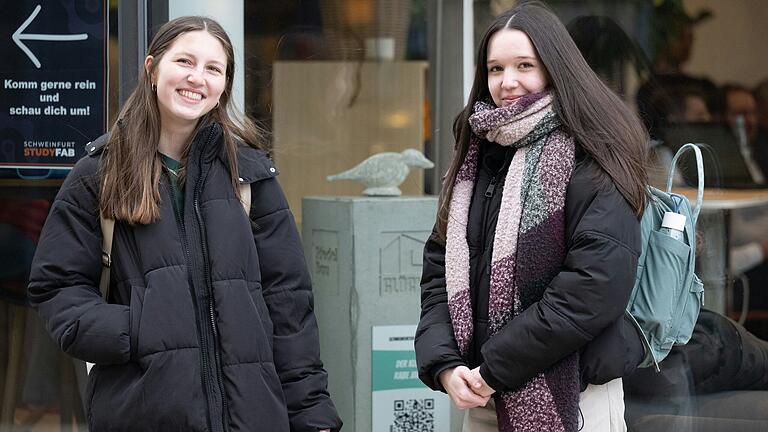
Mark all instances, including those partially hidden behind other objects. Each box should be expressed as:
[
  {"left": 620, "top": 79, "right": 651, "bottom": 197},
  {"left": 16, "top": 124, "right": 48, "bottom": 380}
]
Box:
[{"left": 438, "top": 366, "right": 496, "bottom": 410}]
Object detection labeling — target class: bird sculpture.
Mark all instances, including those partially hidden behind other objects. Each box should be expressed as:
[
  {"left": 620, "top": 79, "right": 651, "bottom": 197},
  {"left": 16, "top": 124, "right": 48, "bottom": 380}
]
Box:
[{"left": 326, "top": 148, "right": 434, "bottom": 196}]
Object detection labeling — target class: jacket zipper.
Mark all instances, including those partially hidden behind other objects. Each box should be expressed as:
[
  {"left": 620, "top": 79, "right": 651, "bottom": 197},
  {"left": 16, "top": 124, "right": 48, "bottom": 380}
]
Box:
[
  {"left": 193, "top": 126, "right": 230, "bottom": 431},
  {"left": 482, "top": 149, "right": 514, "bottom": 276},
  {"left": 164, "top": 125, "right": 229, "bottom": 432},
  {"left": 480, "top": 176, "right": 497, "bottom": 276},
  {"left": 163, "top": 173, "right": 218, "bottom": 432}
]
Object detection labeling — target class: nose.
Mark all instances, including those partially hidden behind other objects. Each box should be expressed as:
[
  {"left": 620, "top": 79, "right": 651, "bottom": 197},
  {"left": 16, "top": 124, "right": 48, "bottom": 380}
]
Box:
[
  {"left": 187, "top": 67, "right": 204, "bottom": 85},
  {"left": 501, "top": 71, "right": 518, "bottom": 90}
]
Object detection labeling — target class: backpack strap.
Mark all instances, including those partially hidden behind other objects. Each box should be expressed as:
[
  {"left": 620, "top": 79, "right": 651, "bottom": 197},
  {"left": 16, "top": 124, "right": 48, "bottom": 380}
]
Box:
[
  {"left": 240, "top": 182, "right": 251, "bottom": 215},
  {"left": 667, "top": 143, "right": 704, "bottom": 224},
  {"left": 99, "top": 215, "right": 114, "bottom": 300}
]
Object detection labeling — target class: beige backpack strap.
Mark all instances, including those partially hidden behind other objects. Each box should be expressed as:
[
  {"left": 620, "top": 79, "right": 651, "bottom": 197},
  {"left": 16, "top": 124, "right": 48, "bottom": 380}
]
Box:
[
  {"left": 99, "top": 215, "right": 115, "bottom": 300},
  {"left": 240, "top": 182, "right": 251, "bottom": 216}
]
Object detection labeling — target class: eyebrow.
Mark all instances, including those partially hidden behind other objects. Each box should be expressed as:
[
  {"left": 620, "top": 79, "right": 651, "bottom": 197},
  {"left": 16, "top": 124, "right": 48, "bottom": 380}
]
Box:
[
  {"left": 175, "top": 51, "right": 226, "bottom": 67},
  {"left": 487, "top": 55, "right": 537, "bottom": 63}
]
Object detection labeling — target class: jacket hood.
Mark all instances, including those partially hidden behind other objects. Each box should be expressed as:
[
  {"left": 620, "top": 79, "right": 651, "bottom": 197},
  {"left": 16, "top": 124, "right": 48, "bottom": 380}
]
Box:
[{"left": 236, "top": 144, "right": 278, "bottom": 184}]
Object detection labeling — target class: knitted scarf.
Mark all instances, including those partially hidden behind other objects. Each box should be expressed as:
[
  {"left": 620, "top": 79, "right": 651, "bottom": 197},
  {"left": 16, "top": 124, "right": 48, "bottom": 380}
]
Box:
[{"left": 446, "top": 92, "right": 578, "bottom": 432}]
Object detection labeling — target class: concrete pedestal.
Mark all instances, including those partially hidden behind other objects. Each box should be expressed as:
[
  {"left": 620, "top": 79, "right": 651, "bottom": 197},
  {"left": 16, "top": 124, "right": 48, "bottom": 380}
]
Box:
[{"left": 302, "top": 196, "right": 461, "bottom": 431}]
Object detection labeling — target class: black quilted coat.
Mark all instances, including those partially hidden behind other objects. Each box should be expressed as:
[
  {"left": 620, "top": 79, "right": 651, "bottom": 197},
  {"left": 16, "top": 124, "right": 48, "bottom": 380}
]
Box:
[{"left": 28, "top": 124, "right": 342, "bottom": 432}]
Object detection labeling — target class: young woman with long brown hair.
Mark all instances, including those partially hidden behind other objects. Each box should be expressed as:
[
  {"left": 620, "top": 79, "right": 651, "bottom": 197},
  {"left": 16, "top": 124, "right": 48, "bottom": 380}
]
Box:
[
  {"left": 415, "top": 2, "right": 648, "bottom": 431},
  {"left": 28, "top": 16, "right": 340, "bottom": 432}
]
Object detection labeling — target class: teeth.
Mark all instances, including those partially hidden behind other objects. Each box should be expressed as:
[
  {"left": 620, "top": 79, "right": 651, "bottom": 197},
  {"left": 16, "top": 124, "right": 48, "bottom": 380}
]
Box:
[{"left": 178, "top": 90, "right": 202, "bottom": 101}]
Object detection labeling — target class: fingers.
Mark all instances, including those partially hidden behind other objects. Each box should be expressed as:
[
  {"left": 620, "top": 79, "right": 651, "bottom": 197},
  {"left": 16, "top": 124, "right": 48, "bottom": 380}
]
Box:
[
  {"left": 462, "top": 367, "right": 484, "bottom": 391},
  {"left": 466, "top": 367, "right": 495, "bottom": 397},
  {"left": 474, "top": 384, "right": 494, "bottom": 397},
  {"left": 459, "top": 366, "right": 492, "bottom": 397},
  {"left": 453, "top": 387, "right": 490, "bottom": 409},
  {"left": 448, "top": 367, "right": 491, "bottom": 409}
]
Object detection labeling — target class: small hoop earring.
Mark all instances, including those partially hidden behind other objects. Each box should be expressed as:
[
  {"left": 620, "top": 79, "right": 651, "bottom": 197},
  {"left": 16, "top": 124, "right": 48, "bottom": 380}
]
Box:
[
  {"left": 151, "top": 83, "right": 157, "bottom": 92},
  {"left": 215, "top": 102, "right": 220, "bottom": 109}
]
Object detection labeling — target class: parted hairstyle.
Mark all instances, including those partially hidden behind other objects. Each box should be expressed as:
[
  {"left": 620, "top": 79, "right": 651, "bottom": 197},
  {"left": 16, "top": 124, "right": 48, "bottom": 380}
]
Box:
[
  {"left": 100, "top": 16, "right": 266, "bottom": 224},
  {"left": 436, "top": 1, "right": 649, "bottom": 240}
]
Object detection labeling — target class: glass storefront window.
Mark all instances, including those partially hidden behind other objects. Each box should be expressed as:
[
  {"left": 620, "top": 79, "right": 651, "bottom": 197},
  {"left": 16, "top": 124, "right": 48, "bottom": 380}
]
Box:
[
  {"left": 244, "top": 0, "right": 431, "bottom": 223},
  {"left": 3, "top": 0, "right": 768, "bottom": 430},
  {"left": 474, "top": 1, "right": 768, "bottom": 429},
  {"left": 0, "top": 1, "right": 119, "bottom": 430}
]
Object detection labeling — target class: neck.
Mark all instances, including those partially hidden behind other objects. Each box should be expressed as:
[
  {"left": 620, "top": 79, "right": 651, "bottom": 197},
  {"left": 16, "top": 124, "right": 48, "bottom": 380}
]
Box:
[{"left": 157, "top": 121, "right": 197, "bottom": 160}]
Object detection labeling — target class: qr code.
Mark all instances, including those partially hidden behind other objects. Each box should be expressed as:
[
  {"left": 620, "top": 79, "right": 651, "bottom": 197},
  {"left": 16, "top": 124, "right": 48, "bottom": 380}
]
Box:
[{"left": 390, "top": 398, "right": 434, "bottom": 432}]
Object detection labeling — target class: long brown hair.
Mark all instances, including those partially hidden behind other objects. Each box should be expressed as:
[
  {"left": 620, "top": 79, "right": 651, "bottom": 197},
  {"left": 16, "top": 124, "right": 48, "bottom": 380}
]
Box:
[
  {"left": 100, "top": 16, "right": 266, "bottom": 224},
  {"left": 436, "top": 1, "right": 649, "bottom": 240}
]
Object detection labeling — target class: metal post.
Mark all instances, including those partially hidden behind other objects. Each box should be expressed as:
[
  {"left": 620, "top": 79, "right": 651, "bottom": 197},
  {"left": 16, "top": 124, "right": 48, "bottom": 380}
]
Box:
[
  {"left": 118, "top": 0, "right": 168, "bottom": 106},
  {"left": 426, "top": 0, "right": 470, "bottom": 195}
]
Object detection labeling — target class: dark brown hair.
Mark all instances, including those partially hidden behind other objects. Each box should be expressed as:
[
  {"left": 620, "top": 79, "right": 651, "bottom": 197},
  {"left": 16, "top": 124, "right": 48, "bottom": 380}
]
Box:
[
  {"left": 436, "top": 1, "right": 649, "bottom": 240},
  {"left": 100, "top": 16, "right": 266, "bottom": 224}
]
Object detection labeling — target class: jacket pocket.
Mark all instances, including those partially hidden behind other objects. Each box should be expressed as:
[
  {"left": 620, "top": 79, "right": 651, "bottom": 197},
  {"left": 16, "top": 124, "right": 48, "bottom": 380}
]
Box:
[
  {"left": 129, "top": 285, "right": 145, "bottom": 361},
  {"left": 88, "top": 358, "right": 207, "bottom": 431},
  {"left": 85, "top": 364, "right": 100, "bottom": 423},
  {"left": 250, "top": 282, "right": 274, "bottom": 352},
  {"left": 213, "top": 279, "right": 273, "bottom": 365}
]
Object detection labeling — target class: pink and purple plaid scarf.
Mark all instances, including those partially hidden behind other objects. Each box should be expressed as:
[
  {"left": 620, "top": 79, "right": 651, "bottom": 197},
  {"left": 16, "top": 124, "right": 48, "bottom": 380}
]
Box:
[{"left": 446, "top": 91, "right": 578, "bottom": 431}]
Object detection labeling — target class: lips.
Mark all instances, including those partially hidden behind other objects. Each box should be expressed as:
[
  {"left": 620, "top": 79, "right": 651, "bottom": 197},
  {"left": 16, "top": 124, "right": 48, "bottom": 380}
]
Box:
[
  {"left": 177, "top": 89, "right": 204, "bottom": 102},
  {"left": 500, "top": 94, "right": 525, "bottom": 107}
]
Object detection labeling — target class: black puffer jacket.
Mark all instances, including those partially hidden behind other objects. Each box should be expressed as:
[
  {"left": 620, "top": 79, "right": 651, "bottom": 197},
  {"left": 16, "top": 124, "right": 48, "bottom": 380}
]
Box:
[
  {"left": 415, "top": 141, "right": 644, "bottom": 393},
  {"left": 28, "top": 124, "right": 342, "bottom": 432}
]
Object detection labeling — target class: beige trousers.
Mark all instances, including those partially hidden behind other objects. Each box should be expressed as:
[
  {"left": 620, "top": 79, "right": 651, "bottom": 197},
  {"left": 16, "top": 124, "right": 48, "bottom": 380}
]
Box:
[{"left": 462, "top": 378, "right": 626, "bottom": 432}]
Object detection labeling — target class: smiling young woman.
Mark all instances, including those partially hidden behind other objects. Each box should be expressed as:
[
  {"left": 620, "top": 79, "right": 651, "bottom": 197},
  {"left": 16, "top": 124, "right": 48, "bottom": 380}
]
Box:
[
  {"left": 415, "top": 2, "right": 649, "bottom": 431},
  {"left": 146, "top": 30, "right": 228, "bottom": 148},
  {"left": 27, "top": 16, "right": 341, "bottom": 432},
  {"left": 99, "top": 16, "right": 260, "bottom": 225},
  {"left": 485, "top": 29, "right": 548, "bottom": 107}
]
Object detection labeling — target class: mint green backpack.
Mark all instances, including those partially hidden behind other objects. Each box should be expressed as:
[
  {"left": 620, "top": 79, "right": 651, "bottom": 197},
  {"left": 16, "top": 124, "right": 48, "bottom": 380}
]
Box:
[{"left": 625, "top": 143, "right": 705, "bottom": 371}]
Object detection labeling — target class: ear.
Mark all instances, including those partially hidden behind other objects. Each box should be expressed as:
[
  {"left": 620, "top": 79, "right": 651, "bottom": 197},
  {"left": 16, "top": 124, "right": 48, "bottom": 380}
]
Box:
[{"left": 144, "top": 55, "right": 155, "bottom": 82}]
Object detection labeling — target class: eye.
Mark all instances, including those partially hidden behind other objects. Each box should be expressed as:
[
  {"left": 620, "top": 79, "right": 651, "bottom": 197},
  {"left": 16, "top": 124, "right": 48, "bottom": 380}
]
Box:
[
  {"left": 488, "top": 65, "right": 503, "bottom": 73},
  {"left": 176, "top": 58, "right": 193, "bottom": 66},
  {"left": 207, "top": 65, "right": 223, "bottom": 74},
  {"left": 519, "top": 62, "right": 535, "bottom": 70}
]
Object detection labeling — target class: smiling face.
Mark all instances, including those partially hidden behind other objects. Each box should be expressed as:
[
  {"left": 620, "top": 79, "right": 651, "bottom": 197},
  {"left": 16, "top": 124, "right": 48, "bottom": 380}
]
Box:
[
  {"left": 486, "top": 29, "right": 548, "bottom": 107},
  {"left": 147, "top": 30, "right": 227, "bottom": 131}
]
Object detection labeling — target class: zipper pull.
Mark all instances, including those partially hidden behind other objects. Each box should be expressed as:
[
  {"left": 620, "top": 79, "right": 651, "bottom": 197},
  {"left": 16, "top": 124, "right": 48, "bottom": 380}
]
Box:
[{"left": 485, "top": 177, "right": 498, "bottom": 198}]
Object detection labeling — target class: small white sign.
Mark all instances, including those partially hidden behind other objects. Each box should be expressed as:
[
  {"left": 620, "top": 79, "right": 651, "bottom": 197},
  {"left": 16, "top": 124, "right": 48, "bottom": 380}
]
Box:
[{"left": 371, "top": 325, "right": 450, "bottom": 432}]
